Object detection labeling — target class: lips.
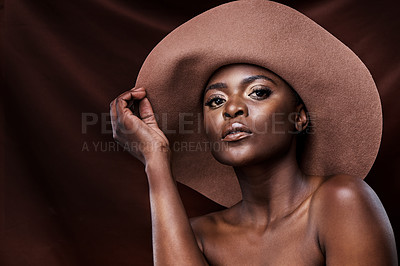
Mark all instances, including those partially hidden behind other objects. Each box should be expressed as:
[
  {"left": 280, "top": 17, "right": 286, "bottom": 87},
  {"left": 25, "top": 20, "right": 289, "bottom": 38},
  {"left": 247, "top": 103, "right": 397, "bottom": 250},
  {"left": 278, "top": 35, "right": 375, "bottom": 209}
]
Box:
[{"left": 222, "top": 122, "right": 253, "bottom": 142}]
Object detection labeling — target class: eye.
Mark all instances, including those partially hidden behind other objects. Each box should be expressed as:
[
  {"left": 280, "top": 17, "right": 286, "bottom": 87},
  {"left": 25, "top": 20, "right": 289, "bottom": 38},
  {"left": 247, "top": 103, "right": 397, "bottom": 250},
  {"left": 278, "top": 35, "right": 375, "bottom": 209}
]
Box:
[
  {"left": 204, "top": 95, "right": 226, "bottom": 108},
  {"left": 249, "top": 87, "right": 272, "bottom": 100}
]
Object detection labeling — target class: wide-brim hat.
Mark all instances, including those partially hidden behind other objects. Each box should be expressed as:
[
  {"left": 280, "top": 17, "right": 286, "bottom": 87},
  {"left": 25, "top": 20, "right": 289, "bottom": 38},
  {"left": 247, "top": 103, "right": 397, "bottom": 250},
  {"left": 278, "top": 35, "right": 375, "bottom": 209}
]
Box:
[{"left": 135, "top": 0, "right": 382, "bottom": 207}]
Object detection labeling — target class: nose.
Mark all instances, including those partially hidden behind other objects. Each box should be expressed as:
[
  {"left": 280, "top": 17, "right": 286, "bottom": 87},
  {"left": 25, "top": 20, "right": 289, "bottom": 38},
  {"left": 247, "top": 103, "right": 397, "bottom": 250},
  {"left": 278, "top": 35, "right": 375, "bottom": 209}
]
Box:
[{"left": 223, "top": 96, "right": 248, "bottom": 119}]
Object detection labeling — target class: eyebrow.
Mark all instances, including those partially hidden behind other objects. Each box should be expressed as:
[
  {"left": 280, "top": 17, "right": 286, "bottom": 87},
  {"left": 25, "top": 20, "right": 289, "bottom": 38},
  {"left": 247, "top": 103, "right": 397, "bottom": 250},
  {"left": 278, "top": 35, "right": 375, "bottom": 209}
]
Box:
[
  {"left": 204, "top": 82, "right": 227, "bottom": 94},
  {"left": 204, "top": 75, "right": 276, "bottom": 94},
  {"left": 242, "top": 75, "right": 276, "bottom": 86}
]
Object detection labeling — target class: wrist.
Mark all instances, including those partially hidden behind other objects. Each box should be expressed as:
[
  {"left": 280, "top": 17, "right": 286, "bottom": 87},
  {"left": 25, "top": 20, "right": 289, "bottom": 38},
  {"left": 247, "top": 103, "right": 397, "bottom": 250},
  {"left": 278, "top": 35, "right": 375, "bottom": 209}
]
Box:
[
  {"left": 145, "top": 152, "right": 175, "bottom": 189},
  {"left": 145, "top": 151, "right": 171, "bottom": 173},
  {"left": 142, "top": 141, "right": 171, "bottom": 163}
]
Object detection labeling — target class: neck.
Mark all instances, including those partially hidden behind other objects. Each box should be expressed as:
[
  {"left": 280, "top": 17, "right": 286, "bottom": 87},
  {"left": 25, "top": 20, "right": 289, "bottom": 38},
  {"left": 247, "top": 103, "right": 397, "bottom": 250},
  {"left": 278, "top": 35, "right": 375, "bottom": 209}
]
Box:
[{"left": 233, "top": 146, "right": 319, "bottom": 227}]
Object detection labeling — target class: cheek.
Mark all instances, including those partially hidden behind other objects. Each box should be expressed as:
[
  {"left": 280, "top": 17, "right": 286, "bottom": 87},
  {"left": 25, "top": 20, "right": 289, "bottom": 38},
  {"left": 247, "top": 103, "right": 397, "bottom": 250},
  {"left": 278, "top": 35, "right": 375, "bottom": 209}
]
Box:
[
  {"left": 249, "top": 104, "right": 296, "bottom": 135},
  {"left": 248, "top": 105, "right": 277, "bottom": 135},
  {"left": 203, "top": 112, "right": 222, "bottom": 140},
  {"left": 251, "top": 113, "right": 273, "bottom": 135}
]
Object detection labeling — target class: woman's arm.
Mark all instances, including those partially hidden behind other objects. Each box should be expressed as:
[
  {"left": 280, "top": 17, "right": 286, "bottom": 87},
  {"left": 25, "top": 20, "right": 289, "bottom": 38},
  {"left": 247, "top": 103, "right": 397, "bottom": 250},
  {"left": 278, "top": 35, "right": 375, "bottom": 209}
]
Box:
[
  {"left": 146, "top": 154, "right": 208, "bottom": 265},
  {"left": 110, "top": 87, "right": 208, "bottom": 265},
  {"left": 312, "top": 175, "right": 397, "bottom": 265}
]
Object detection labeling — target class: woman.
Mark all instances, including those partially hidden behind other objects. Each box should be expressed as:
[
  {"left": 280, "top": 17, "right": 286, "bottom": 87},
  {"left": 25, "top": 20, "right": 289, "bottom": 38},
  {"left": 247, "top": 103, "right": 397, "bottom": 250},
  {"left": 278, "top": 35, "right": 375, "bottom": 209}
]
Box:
[{"left": 110, "top": 1, "right": 397, "bottom": 265}]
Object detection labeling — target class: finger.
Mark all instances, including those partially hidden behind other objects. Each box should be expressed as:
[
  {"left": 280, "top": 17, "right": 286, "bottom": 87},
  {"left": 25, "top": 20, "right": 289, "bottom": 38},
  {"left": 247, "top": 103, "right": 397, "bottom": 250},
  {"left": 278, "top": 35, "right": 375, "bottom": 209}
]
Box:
[
  {"left": 117, "top": 87, "right": 146, "bottom": 108},
  {"left": 139, "top": 97, "right": 158, "bottom": 128},
  {"left": 110, "top": 99, "right": 117, "bottom": 119},
  {"left": 110, "top": 99, "right": 118, "bottom": 133},
  {"left": 126, "top": 88, "right": 144, "bottom": 114},
  {"left": 115, "top": 88, "right": 146, "bottom": 118},
  {"left": 116, "top": 87, "right": 145, "bottom": 99}
]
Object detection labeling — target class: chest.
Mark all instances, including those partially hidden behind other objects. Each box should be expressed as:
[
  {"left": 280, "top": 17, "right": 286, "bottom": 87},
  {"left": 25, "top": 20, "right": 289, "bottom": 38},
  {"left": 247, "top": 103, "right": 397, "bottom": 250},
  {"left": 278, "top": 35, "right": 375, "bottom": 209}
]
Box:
[{"left": 201, "top": 211, "right": 324, "bottom": 265}]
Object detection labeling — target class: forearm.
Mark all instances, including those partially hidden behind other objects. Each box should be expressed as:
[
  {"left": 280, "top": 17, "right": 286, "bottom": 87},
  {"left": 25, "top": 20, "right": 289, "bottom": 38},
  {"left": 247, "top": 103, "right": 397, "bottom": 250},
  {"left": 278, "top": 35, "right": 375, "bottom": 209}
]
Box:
[{"left": 146, "top": 155, "right": 208, "bottom": 266}]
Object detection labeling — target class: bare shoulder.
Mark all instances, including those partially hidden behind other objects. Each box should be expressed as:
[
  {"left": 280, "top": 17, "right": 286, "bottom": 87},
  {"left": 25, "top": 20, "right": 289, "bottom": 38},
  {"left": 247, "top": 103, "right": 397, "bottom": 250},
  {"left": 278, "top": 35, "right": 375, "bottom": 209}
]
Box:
[
  {"left": 309, "top": 174, "right": 397, "bottom": 265},
  {"left": 190, "top": 211, "right": 221, "bottom": 234},
  {"left": 190, "top": 209, "right": 228, "bottom": 252},
  {"left": 310, "top": 174, "right": 381, "bottom": 213},
  {"left": 309, "top": 174, "right": 391, "bottom": 233}
]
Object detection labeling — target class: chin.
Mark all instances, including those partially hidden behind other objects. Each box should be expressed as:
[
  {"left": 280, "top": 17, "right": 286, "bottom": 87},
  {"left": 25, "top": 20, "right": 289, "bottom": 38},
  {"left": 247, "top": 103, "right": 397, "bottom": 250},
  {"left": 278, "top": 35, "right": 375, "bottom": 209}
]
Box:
[{"left": 211, "top": 145, "right": 260, "bottom": 167}]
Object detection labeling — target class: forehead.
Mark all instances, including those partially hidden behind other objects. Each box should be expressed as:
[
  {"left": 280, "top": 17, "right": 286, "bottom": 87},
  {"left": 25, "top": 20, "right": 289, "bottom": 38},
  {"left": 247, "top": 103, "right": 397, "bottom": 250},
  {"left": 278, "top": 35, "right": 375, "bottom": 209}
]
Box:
[{"left": 206, "top": 64, "right": 283, "bottom": 85}]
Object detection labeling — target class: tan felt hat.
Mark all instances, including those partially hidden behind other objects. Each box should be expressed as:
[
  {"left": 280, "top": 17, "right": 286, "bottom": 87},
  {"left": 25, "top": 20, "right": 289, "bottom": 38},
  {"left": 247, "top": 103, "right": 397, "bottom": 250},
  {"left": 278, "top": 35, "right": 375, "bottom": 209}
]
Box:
[{"left": 135, "top": 0, "right": 382, "bottom": 207}]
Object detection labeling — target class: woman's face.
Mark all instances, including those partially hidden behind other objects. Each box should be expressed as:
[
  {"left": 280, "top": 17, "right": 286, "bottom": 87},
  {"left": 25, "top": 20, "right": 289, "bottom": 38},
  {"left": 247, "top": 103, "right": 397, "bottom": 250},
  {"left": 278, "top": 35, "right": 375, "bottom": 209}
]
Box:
[{"left": 203, "top": 64, "right": 303, "bottom": 167}]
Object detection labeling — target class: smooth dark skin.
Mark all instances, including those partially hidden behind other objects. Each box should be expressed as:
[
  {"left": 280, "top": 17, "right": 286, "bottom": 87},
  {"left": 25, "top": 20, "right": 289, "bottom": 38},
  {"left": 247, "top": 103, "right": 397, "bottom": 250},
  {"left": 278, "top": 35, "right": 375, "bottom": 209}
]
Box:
[{"left": 110, "top": 64, "right": 397, "bottom": 265}]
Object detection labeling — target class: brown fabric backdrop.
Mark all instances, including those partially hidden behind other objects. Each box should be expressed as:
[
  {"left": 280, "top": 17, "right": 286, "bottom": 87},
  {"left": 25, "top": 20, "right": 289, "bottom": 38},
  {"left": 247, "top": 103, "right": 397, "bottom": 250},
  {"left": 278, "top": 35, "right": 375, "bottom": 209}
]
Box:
[{"left": 2, "top": 0, "right": 399, "bottom": 265}]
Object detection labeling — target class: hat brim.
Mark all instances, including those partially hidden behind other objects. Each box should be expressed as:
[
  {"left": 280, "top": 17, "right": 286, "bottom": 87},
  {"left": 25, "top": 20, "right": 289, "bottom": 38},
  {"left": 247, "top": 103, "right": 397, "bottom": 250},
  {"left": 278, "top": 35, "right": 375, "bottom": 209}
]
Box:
[{"left": 135, "top": 0, "right": 382, "bottom": 207}]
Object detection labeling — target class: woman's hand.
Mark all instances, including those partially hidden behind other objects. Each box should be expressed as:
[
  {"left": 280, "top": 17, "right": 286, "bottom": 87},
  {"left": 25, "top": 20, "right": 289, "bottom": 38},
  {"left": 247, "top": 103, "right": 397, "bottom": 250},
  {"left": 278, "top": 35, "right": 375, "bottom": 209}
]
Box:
[{"left": 110, "top": 87, "right": 170, "bottom": 165}]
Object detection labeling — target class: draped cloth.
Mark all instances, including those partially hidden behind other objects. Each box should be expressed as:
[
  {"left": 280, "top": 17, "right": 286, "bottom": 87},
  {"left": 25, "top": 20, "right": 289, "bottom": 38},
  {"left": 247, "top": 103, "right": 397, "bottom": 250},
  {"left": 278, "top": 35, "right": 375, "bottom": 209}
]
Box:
[{"left": 2, "top": 0, "right": 399, "bottom": 264}]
